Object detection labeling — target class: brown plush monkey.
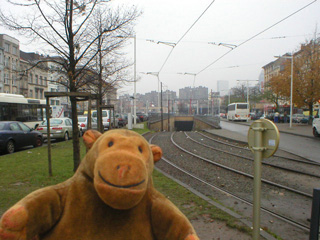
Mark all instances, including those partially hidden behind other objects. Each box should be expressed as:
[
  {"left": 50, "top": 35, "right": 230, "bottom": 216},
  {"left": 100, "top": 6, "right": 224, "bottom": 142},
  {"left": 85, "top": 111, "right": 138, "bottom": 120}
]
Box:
[{"left": 0, "top": 129, "right": 199, "bottom": 240}]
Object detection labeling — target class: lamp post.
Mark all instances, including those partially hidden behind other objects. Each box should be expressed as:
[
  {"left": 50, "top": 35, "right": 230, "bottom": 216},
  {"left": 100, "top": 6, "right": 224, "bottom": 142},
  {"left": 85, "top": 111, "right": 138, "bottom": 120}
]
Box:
[
  {"left": 178, "top": 72, "right": 197, "bottom": 115},
  {"left": 275, "top": 54, "right": 294, "bottom": 128},
  {"left": 133, "top": 35, "right": 137, "bottom": 125},
  {"left": 117, "top": 34, "right": 137, "bottom": 125},
  {"left": 146, "top": 72, "right": 160, "bottom": 113}
]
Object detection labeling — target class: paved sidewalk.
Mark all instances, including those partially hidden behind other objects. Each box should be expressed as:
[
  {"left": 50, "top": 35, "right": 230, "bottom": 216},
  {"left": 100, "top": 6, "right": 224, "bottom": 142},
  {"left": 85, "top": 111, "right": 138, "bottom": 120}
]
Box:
[
  {"left": 273, "top": 122, "right": 313, "bottom": 138},
  {"left": 206, "top": 120, "right": 314, "bottom": 143}
]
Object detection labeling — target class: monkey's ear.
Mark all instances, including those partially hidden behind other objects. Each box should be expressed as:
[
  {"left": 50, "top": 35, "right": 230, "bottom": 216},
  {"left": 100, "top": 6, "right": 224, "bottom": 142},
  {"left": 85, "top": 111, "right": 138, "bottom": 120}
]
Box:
[
  {"left": 150, "top": 145, "right": 162, "bottom": 162},
  {"left": 83, "top": 130, "right": 102, "bottom": 149}
]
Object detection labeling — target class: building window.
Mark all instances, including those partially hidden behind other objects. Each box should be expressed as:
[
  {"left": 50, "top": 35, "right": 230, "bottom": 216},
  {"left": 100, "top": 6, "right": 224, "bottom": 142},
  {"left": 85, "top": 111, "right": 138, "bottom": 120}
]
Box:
[
  {"left": 35, "top": 90, "right": 38, "bottom": 99},
  {"left": 44, "top": 77, "right": 47, "bottom": 86},
  {"left": 40, "top": 76, "right": 43, "bottom": 85},
  {"left": 12, "top": 75, "right": 17, "bottom": 86},
  {"left": 4, "top": 43, "right": 9, "bottom": 52},
  {"left": 12, "top": 59, "right": 16, "bottom": 70},
  {"left": 4, "top": 73, "right": 9, "bottom": 84},
  {"left": 12, "top": 46, "right": 18, "bottom": 55},
  {"left": 4, "top": 57, "right": 8, "bottom": 67},
  {"left": 35, "top": 75, "right": 38, "bottom": 85},
  {"left": 29, "top": 73, "right": 33, "bottom": 83},
  {"left": 29, "top": 89, "right": 33, "bottom": 98}
]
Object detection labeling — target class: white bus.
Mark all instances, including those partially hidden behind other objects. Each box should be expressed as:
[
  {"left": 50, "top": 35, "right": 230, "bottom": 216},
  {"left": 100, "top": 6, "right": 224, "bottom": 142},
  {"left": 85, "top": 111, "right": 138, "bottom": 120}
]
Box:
[
  {"left": 0, "top": 93, "right": 46, "bottom": 128},
  {"left": 227, "top": 102, "right": 250, "bottom": 121}
]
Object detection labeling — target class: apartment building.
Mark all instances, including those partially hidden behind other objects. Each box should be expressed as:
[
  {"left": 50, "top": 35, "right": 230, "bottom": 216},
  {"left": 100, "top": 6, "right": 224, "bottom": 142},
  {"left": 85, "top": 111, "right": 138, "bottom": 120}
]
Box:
[
  {"left": 0, "top": 47, "right": 3, "bottom": 90},
  {"left": 179, "top": 86, "right": 208, "bottom": 101},
  {"left": 20, "top": 51, "right": 49, "bottom": 99},
  {"left": 262, "top": 54, "right": 290, "bottom": 89},
  {"left": 0, "top": 34, "right": 20, "bottom": 94}
]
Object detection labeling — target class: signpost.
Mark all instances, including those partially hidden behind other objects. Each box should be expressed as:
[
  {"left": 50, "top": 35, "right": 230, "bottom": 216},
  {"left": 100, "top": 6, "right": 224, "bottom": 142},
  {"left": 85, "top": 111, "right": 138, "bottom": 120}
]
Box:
[{"left": 248, "top": 119, "right": 280, "bottom": 240}]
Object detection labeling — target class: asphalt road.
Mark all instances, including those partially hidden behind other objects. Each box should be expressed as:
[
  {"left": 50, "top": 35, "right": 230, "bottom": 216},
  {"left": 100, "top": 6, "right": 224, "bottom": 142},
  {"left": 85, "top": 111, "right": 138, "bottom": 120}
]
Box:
[{"left": 220, "top": 121, "right": 320, "bottom": 163}]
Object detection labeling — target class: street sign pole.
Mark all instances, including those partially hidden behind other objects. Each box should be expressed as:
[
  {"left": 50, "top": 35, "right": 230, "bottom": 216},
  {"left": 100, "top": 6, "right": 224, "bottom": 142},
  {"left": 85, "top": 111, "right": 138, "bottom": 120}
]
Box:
[
  {"left": 248, "top": 119, "right": 280, "bottom": 240},
  {"left": 252, "top": 121, "right": 263, "bottom": 240}
]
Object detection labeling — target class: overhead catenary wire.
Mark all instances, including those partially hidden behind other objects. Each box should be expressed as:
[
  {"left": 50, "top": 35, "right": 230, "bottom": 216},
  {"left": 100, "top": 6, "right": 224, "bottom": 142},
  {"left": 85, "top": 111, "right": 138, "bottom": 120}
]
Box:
[
  {"left": 158, "top": 0, "right": 217, "bottom": 74},
  {"left": 196, "top": 0, "right": 318, "bottom": 75}
]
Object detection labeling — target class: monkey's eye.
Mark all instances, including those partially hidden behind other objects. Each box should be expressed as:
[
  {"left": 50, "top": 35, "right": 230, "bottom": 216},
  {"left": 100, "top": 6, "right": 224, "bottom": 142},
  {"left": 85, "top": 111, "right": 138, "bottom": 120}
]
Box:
[
  {"left": 108, "top": 141, "right": 114, "bottom": 147},
  {"left": 138, "top": 146, "right": 143, "bottom": 153}
]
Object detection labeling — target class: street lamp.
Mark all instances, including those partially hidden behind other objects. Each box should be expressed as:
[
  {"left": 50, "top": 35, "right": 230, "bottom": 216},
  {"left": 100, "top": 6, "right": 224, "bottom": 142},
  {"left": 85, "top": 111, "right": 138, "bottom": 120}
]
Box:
[
  {"left": 274, "top": 54, "right": 294, "bottom": 128},
  {"left": 146, "top": 72, "right": 160, "bottom": 113},
  {"left": 178, "top": 72, "right": 197, "bottom": 115}
]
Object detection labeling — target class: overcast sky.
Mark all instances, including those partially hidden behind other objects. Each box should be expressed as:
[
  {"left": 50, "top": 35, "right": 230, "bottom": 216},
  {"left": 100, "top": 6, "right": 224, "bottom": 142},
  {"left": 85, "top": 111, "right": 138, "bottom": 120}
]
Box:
[{"left": 1, "top": 0, "right": 320, "bottom": 96}]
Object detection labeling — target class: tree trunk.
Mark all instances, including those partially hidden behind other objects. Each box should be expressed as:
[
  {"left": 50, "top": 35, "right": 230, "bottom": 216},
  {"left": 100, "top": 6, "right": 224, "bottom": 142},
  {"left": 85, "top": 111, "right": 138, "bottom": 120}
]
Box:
[{"left": 71, "top": 97, "right": 81, "bottom": 172}]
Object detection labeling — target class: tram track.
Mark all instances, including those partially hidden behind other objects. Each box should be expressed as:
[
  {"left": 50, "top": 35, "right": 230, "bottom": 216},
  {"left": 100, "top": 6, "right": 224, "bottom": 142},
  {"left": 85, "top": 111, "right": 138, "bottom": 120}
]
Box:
[
  {"left": 173, "top": 132, "right": 313, "bottom": 198},
  {"left": 149, "top": 131, "right": 312, "bottom": 239},
  {"left": 185, "top": 131, "right": 320, "bottom": 179},
  {"left": 199, "top": 130, "right": 320, "bottom": 166}
]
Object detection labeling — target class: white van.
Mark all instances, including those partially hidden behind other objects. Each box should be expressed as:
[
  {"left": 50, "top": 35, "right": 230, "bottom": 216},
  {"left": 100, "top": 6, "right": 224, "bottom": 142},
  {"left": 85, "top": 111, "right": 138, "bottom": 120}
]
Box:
[
  {"left": 91, "top": 110, "right": 118, "bottom": 130},
  {"left": 91, "top": 110, "right": 110, "bottom": 131}
]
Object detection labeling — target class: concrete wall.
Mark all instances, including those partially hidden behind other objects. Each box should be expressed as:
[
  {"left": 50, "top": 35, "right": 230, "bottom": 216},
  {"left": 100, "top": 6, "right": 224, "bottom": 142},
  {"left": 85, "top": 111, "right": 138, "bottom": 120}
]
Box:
[{"left": 148, "top": 116, "right": 220, "bottom": 132}]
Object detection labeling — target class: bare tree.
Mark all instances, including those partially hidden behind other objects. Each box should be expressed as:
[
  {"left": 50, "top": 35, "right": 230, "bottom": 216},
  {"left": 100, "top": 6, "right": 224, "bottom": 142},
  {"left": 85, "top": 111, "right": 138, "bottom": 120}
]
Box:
[{"left": 0, "top": 0, "right": 140, "bottom": 171}]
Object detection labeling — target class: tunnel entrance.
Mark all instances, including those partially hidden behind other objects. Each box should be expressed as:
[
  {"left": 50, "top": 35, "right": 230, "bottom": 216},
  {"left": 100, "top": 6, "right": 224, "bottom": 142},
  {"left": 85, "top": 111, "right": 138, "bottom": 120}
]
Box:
[{"left": 174, "top": 121, "right": 194, "bottom": 131}]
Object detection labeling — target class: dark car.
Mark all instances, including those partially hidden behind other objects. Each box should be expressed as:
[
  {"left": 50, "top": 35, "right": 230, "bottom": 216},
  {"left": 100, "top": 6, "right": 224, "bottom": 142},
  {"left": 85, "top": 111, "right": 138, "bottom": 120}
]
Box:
[
  {"left": 279, "top": 114, "right": 290, "bottom": 123},
  {"left": 115, "top": 114, "right": 128, "bottom": 127},
  {"left": 0, "top": 121, "right": 43, "bottom": 154},
  {"left": 136, "top": 112, "right": 148, "bottom": 122}
]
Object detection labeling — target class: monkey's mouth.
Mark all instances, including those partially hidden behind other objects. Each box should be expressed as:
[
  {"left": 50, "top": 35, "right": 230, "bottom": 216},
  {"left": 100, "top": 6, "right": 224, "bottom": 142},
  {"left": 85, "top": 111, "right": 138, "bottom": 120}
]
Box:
[{"left": 98, "top": 171, "right": 145, "bottom": 189}]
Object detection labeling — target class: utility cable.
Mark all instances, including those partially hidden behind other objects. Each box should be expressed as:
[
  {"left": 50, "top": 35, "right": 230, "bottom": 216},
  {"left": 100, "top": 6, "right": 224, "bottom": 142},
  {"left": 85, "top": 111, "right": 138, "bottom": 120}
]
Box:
[
  {"left": 158, "top": 0, "right": 217, "bottom": 73},
  {"left": 196, "top": 0, "right": 318, "bottom": 75}
]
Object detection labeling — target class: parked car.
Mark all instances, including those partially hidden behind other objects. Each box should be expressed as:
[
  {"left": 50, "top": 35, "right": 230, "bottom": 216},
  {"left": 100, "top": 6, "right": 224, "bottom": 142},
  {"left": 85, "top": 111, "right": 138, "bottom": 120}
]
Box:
[
  {"left": 266, "top": 113, "right": 274, "bottom": 121},
  {"left": 292, "top": 114, "right": 308, "bottom": 123},
  {"left": 78, "top": 116, "right": 98, "bottom": 134},
  {"left": 279, "top": 114, "right": 290, "bottom": 123},
  {"left": 0, "top": 121, "right": 43, "bottom": 154},
  {"left": 115, "top": 114, "right": 128, "bottom": 127},
  {"left": 136, "top": 112, "right": 148, "bottom": 122},
  {"left": 250, "top": 112, "right": 260, "bottom": 120},
  {"left": 37, "top": 118, "right": 73, "bottom": 141},
  {"left": 312, "top": 116, "right": 320, "bottom": 137}
]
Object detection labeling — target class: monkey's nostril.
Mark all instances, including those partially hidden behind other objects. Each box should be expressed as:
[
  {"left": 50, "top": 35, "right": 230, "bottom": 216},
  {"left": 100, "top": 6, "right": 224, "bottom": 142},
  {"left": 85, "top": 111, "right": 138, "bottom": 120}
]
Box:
[{"left": 116, "top": 165, "right": 120, "bottom": 170}]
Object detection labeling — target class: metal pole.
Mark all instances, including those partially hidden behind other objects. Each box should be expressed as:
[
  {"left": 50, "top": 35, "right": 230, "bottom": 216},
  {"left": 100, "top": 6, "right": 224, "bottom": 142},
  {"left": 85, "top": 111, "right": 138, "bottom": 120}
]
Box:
[
  {"left": 247, "top": 80, "right": 249, "bottom": 104},
  {"left": 133, "top": 35, "right": 137, "bottom": 125},
  {"left": 309, "top": 188, "right": 320, "bottom": 240},
  {"left": 168, "top": 95, "right": 170, "bottom": 131},
  {"left": 46, "top": 98, "right": 52, "bottom": 177},
  {"left": 157, "top": 75, "right": 160, "bottom": 113},
  {"left": 160, "top": 82, "right": 163, "bottom": 131},
  {"left": 253, "top": 121, "right": 263, "bottom": 240},
  {"left": 289, "top": 54, "right": 293, "bottom": 128}
]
